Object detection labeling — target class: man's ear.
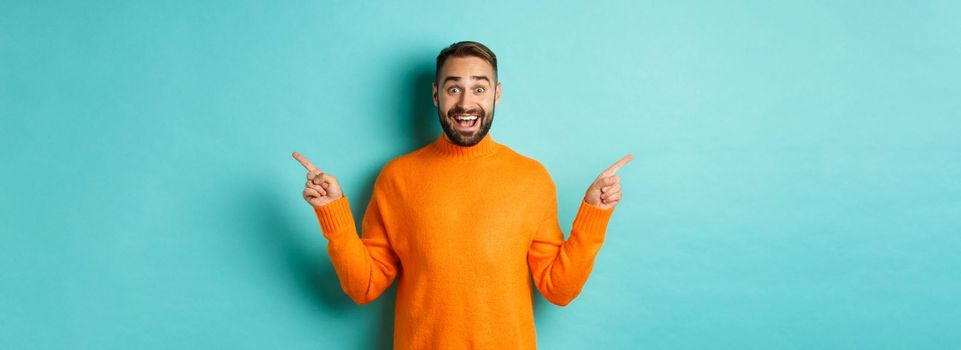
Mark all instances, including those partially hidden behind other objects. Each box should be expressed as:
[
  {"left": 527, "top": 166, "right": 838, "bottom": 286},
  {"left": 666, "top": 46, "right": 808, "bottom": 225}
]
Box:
[
  {"left": 494, "top": 82, "right": 502, "bottom": 107},
  {"left": 432, "top": 83, "right": 439, "bottom": 107}
]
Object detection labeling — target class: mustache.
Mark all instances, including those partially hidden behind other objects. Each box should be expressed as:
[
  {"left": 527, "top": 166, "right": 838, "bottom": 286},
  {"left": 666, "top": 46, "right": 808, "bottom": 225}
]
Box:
[{"left": 447, "top": 105, "right": 486, "bottom": 118}]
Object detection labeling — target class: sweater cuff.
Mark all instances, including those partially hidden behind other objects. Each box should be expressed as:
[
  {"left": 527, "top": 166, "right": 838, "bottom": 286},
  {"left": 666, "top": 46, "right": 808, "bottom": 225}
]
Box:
[
  {"left": 571, "top": 198, "right": 615, "bottom": 241},
  {"left": 313, "top": 196, "right": 356, "bottom": 240}
]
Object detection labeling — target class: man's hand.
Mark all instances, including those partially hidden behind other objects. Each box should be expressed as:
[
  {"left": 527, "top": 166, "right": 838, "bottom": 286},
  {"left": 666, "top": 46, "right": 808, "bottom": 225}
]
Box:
[
  {"left": 293, "top": 151, "right": 344, "bottom": 208},
  {"left": 584, "top": 154, "right": 633, "bottom": 210}
]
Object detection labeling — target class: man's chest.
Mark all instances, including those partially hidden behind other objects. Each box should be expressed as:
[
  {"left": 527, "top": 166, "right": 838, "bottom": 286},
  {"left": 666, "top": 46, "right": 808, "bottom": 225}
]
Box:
[{"left": 386, "top": 175, "right": 545, "bottom": 271}]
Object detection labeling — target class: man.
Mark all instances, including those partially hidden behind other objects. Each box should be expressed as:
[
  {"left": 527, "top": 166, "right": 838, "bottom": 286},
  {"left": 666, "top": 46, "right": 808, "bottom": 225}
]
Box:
[{"left": 292, "top": 41, "right": 631, "bottom": 349}]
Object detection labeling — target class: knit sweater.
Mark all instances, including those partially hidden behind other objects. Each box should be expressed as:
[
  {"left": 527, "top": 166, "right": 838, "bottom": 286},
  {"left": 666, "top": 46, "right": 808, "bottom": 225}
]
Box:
[{"left": 313, "top": 132, "right": 614, "bottom": 349}]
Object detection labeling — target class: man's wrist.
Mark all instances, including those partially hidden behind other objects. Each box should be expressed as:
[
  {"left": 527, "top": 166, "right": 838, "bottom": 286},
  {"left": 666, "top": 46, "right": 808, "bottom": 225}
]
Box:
[
  {"left": 313, "top": 195, "right": 355, "bottom": 239},
  {"left": 573, "top": 198, "right": 614, "bottom": 240}
]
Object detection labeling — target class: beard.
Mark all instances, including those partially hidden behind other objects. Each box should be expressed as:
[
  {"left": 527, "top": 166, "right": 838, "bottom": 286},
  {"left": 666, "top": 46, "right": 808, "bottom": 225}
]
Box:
[{"left": 438, "top": 104, "right": 495, "bottom": 147}]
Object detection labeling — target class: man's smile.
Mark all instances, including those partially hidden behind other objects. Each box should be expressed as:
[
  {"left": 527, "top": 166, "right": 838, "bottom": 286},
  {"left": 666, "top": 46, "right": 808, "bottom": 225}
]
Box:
[{"left": 452, "top": 114, "right": 480, "bottom": 131}]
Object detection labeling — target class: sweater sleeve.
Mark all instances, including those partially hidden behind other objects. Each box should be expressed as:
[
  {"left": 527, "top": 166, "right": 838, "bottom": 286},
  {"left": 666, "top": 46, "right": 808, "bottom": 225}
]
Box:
[
  {"left": 313, "top": 182, "right": 400, "bottom": 305},
  {"left": 527, "top": 180, "right": 614, "bottom": 306}
]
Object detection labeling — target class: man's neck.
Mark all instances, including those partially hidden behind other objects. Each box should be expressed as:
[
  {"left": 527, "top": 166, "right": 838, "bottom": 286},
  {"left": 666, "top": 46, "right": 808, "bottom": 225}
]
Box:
[
  {"left": 442, "top": 132, "right": 471, "bottom": 146},
  {"left": 432, "top": 132, "right": 498, "bottom": 159}
]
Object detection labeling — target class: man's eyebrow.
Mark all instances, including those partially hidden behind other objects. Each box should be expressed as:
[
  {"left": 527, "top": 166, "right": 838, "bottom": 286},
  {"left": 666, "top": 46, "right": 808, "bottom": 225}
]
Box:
[{"left": 442, "top": 75, "right": 492, "bottom": 84}]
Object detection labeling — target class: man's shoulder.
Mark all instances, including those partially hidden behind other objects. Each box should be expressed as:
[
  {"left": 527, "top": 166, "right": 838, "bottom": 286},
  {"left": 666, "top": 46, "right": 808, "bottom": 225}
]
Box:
[
  {"left": 371, "top": 145, "right": 430, "bottom": 186},
  {"left": 380, "top": 145, "right": 427, "bottom": 174},
  {"left": 375, "top": 140, "right": 554, "bottom": 180},
  {"left": 497, "top": 143, "right": 553, "bottom": 180}
]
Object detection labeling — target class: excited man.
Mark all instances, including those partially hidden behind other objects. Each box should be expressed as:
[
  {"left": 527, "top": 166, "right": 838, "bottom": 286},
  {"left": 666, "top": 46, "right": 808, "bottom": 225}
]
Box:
[{"left": 292, "top": 41, "right": 632, "bottom": 349}]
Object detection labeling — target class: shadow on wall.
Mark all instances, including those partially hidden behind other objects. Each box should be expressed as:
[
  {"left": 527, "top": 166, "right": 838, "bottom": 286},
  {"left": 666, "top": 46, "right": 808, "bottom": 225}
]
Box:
[
  {"left": 251, "top": 59, "right": 438, "bottom": 349},
  {"left": 249, "top": 170, "right": 393, "bottom": 350},
  {"left": 402, "top": 59, "right": 442, "bottom": 151}
]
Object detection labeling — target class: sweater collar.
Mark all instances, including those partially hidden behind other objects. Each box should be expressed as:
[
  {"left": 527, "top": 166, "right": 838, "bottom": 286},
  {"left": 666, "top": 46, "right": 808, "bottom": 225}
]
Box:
[{"left": 431, "top": 131, "right": 500, "bottom": 159}]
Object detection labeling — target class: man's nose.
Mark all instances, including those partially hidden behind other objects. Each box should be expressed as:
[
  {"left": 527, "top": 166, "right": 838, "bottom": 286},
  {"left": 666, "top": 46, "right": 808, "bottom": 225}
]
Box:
[{"left": 456, "top": 92, "right": 474, "bottom": 107}]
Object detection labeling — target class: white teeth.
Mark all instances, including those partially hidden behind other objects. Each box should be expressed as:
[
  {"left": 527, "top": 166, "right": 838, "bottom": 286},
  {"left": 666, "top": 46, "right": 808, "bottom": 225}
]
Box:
[{"left": 455, "top": 115, "right": 478, "bottom": 121}]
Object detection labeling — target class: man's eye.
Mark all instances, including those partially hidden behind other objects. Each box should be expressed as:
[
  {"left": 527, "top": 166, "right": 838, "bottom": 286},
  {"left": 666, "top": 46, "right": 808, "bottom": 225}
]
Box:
[
  {"left": 474, "top": 87, "right": 486, "bottom": 93},
  {"left": 448, "top": 87, "right": 460, "bottom": 93}
]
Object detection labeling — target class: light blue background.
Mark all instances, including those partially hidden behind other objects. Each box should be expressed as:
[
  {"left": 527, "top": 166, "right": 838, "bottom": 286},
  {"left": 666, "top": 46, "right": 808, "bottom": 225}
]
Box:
[{"left": 2, "top": 1, "right": 959, "bottom": 349}]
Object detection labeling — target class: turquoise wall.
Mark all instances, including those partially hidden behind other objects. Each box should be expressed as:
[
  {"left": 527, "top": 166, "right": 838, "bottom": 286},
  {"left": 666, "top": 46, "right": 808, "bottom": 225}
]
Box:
[{"left": 2, "top": 1, "right": 959, "bottom": 349}]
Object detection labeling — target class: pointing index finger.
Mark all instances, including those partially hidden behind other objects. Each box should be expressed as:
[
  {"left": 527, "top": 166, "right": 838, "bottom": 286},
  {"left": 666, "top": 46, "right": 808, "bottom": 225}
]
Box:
[
  {"left": 603, "top": 154, "right": 634, "bottom": 176},
  {"left": 292, "top": 152, "right": 321, "bottom": 172}
]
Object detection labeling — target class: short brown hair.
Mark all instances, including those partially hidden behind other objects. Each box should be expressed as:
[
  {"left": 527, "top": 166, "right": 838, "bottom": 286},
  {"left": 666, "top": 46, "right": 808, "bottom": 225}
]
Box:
[{"left": 435, "top": 41, "right": 498, "bottom": 83}]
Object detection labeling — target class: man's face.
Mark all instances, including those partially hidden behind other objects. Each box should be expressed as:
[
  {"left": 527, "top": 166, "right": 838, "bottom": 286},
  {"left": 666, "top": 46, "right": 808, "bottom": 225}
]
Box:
[{"left": 433, "top": 56, "right": 501, "bottom": 147}]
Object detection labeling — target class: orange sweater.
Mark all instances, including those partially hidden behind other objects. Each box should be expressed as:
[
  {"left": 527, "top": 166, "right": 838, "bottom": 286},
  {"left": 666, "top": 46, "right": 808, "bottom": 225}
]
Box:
[{"left": 313, "top": 132, "right": 614, "bottom": 349}]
